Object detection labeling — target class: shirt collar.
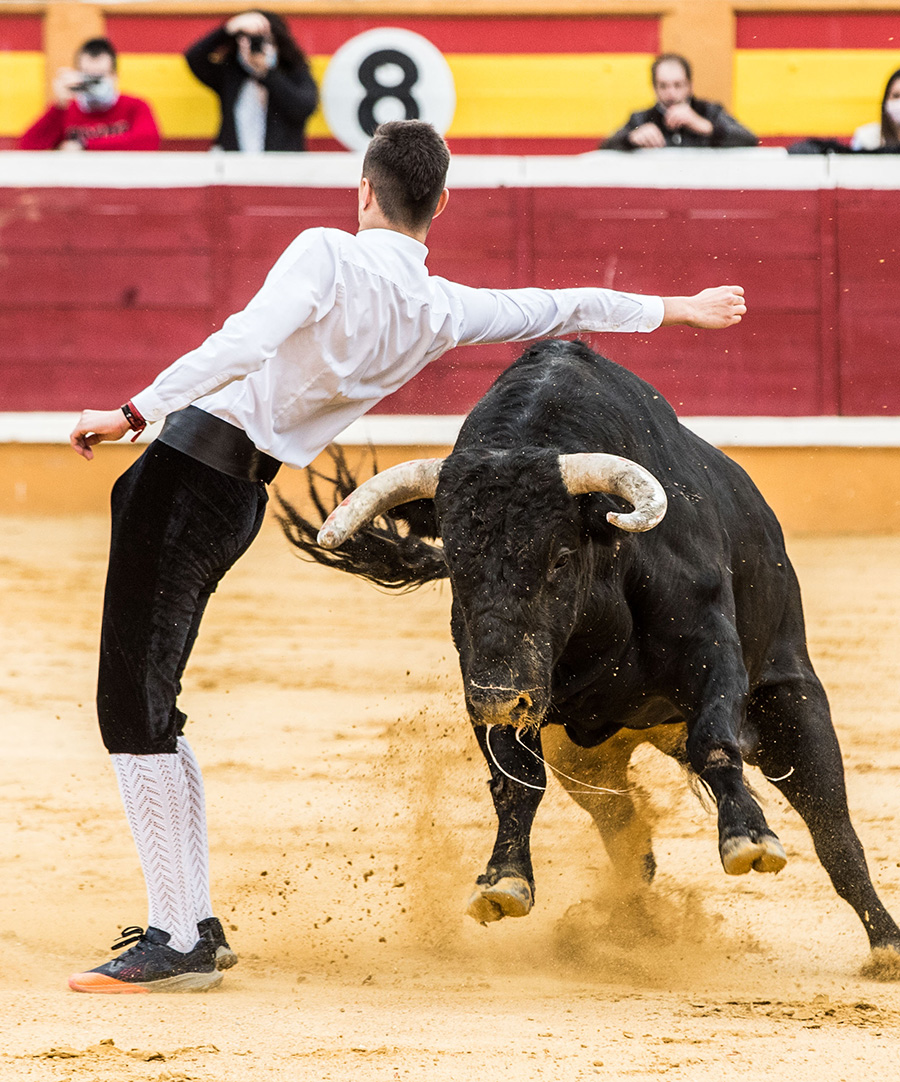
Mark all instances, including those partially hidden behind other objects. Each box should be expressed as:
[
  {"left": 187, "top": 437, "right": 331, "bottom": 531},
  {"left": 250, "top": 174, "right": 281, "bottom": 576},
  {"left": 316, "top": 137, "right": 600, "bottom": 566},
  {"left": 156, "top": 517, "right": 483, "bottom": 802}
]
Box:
[{"left": 356, "top": 227, "right": 428, "bottom": 262}]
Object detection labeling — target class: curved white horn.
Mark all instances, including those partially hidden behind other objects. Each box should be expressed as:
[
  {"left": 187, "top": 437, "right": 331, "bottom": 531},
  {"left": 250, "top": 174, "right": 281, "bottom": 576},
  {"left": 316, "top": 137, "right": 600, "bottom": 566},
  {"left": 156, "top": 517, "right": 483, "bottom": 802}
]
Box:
[
  {"left": 558, "top": 453, "right": 667, "bottom": 532},
  {"left": 317, "top": 458, "right": 443, "bottom": 549}
]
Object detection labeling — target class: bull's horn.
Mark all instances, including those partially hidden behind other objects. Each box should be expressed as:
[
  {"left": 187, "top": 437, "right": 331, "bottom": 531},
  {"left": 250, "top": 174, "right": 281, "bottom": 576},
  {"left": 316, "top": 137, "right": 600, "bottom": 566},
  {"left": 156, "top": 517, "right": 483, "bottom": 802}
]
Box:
[
  {"left": 558, "top": 453, "right": 667, "bottom": 532},
  {"left": 317, "top": 458, "right": 443, "bottom": 549}
]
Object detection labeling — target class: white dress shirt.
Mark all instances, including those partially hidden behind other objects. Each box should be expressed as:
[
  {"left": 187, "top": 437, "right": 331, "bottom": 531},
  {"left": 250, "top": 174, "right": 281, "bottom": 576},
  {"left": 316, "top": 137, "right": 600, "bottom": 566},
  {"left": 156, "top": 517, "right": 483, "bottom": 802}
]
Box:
[
  {"left": 131, "top": 227, "right": 665, "bottom": 470},
  {"left": 233, "top": 78, "right": 268, "bottom": 153}
]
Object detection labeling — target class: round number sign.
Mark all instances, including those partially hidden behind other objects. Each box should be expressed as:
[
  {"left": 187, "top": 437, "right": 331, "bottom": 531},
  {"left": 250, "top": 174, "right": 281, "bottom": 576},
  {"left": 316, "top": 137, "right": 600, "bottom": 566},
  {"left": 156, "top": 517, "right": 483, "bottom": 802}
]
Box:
[{"left": 322, "top": 28, "right": 456, "bottom": 151}]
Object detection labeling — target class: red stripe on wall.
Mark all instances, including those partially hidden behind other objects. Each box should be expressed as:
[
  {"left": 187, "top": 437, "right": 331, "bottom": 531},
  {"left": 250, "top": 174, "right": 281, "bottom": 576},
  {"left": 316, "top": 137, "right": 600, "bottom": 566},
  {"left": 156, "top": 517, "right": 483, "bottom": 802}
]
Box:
[
  {"left": 0, "top": 15, "right": 43, "bottom": 51},
  {"left": 736, "top": 12, "right": 900, "bottom": 49},
  {"left": 106, "top": 14, "right": 659, "bottom": 55},
  {"left": 158, "top": 135, "right": 606, "bottom": 154},
  {"left": 105, "top": 15, "right": 224, "bottom": 52}
]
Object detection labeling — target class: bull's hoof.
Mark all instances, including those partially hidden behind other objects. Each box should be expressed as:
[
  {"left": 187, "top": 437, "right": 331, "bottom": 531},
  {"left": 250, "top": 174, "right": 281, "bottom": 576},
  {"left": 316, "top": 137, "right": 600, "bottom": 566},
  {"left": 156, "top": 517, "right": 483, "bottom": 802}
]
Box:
[
  {"left": 720, "top": 834, "right": 787, "bottom": 876},
  {"left": 466, "top": 877, "right": 534, "bottom": 924},
  {"left": 860, "top": 945, "right": 900, "bottom": 982}
]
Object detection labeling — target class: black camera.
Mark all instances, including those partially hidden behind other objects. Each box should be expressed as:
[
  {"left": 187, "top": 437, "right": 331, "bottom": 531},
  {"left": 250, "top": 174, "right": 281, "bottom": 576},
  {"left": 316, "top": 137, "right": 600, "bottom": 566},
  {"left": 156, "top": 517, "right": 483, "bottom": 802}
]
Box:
[
  {"left": 72, "top": 74, "right": 103, "bottom": 92},
  {"left": 246, "top": 33, "right": 266, "bottom": 54}
]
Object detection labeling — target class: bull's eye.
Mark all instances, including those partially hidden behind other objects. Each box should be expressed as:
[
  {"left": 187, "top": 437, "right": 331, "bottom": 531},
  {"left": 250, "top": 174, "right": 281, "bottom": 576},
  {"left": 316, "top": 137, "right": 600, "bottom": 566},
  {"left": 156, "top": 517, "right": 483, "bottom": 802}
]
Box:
[{"left": 549, "top": 548, "right": 574, "bottom": 578}]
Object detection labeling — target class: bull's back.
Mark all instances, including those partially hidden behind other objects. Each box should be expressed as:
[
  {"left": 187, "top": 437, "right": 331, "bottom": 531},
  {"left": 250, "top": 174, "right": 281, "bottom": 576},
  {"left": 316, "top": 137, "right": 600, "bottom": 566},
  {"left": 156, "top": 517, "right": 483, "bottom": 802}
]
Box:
[{"left": 458, "top": 341, "right": 685, "bottom": 461}]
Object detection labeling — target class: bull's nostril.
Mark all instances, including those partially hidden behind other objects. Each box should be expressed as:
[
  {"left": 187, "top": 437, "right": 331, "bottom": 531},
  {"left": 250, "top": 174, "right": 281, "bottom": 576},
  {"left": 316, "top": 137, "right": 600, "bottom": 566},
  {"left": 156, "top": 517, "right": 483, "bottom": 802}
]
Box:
[{"left": 516, "top": 693, "right": 532, "bottom": 713}]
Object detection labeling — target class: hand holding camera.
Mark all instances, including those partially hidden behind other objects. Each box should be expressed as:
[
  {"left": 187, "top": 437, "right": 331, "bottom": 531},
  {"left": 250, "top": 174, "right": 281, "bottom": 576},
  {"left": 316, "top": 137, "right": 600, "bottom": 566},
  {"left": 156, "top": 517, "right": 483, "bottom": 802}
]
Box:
[
  {"left": 663, "top": 101, "right": 714, "bottom": 136},
  {"left": 226, "top": 11, "right": 277, "bottom": 76},
  {"left": 52, "top": 68, "right": 85, "bottom": 108}
]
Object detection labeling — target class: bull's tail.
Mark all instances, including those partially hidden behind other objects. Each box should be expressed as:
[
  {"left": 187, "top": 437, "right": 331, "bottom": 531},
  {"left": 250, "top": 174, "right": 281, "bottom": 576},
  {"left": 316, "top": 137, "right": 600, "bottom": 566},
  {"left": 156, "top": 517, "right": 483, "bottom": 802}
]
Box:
[{"left": 275, "top": 447, "right": 448, "bottom": 592}]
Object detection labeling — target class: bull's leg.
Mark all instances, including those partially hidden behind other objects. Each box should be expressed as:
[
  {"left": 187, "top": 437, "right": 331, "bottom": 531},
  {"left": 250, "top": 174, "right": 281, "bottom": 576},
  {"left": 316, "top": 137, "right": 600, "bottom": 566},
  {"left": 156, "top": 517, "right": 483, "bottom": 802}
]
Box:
[
  {"left": 466, "top": 724, "right": 546, "bottom": 923},
  {"left": 682, "top": 629, "right": 787, "bottom": 876},
  {"left": 746, "top": 678, "right": 900, "bottom": 953},
  {"left": 541, "top": 724, "right": 665, "bottom": 890}
]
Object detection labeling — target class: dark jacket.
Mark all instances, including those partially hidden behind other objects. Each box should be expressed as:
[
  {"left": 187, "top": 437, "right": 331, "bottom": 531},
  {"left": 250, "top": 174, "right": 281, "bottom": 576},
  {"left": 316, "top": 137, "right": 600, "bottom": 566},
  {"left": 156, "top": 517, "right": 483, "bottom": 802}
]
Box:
[
  {"left": 185, "top": 27, "right": 318, "bottom": 151},
  {"left": 602, "top": 97, "right": 758, "bottom": 150}
]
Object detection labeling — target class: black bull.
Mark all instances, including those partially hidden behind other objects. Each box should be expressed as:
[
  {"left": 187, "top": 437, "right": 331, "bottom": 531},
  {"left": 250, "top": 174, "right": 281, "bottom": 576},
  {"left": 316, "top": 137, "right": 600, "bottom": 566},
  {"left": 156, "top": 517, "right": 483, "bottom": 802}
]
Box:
[{"left": 278, "top": 339, "right": 900, "bottom": 965}]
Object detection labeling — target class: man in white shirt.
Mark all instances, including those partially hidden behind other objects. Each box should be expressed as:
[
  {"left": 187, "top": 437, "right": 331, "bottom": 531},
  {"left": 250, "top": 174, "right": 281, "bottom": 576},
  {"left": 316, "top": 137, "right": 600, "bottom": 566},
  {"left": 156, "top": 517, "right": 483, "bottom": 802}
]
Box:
[{"left": 67, "top": 120, "right": 746, "bottom": 993}]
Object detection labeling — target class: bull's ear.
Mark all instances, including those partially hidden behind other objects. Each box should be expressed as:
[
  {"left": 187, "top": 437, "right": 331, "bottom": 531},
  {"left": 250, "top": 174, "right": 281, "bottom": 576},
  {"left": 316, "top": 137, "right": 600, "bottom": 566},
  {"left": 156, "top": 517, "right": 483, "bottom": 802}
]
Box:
[{"left": 385, "top": 497, "right": 440, "bottom": 540}]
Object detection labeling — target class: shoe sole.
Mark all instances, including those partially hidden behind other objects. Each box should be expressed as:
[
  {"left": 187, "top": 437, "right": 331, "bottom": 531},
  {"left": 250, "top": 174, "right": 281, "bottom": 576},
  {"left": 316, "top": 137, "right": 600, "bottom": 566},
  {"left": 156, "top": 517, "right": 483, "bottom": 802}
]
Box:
[
  {"left": 68, "top": 970, "right": 223, "bottom": 994},
  {"left": 214, "top": 945, "right": 238, "bottom": 970}
]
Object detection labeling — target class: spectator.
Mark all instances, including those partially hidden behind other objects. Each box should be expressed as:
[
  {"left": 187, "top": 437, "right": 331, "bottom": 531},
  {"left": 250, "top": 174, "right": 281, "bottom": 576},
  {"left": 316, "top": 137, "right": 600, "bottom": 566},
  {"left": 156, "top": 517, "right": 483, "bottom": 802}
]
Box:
[
  {"left": 185, "top": 10, "right": 318, "bottom": 152},
  {"left": 603, "top": 54, "right": 757, "bottom": 150},
  {"left": 19, "top": 38, "right": 160, "bottom": 151},
  {"left": 851, "top": 68, "right": 900, "bottom": 151}
]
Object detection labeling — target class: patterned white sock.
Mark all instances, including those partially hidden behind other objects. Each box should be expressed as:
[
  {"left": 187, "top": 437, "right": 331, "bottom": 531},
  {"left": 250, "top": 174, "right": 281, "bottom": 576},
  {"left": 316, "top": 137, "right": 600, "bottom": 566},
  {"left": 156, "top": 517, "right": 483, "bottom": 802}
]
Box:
[
  {"left": 177, "top": 737, "right": 214, "bottom": 924},
  {"left": 109, "top": 752, "right": 200, "bottom": 953}
]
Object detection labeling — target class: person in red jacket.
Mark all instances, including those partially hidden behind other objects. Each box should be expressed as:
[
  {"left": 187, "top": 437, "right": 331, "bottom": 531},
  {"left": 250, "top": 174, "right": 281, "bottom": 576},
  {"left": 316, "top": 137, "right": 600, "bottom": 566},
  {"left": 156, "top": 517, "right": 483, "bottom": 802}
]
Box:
[{"left": 19, "top": 37, "right": 160, "bottom": 151}]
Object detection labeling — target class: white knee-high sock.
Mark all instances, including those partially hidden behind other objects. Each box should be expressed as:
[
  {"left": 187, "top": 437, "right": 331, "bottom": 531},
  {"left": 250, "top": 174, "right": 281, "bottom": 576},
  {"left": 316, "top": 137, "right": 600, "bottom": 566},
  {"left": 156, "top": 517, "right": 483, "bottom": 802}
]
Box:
[
  {"left": 110, "top": 752, "right": 200, "bottom": 953},
  {"left": 176, "top": 736, "right": 214, "bottom": 924}
]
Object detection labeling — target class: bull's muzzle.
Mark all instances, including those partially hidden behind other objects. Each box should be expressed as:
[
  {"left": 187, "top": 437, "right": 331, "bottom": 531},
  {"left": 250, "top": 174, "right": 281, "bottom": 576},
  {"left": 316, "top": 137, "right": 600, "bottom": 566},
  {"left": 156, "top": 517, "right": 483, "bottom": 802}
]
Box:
[{"left": 465, "top": 683, "right": 542, "bottom": 728}]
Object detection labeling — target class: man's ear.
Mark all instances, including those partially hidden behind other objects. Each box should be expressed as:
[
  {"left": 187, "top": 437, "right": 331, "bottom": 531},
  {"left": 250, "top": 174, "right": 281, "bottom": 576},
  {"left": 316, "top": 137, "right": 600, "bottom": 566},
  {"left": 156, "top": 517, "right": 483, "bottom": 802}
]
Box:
[
  {"left": 358, "top": 176, "right": 374, "bottom": 215},
  {"left": 432, "top": 188, "right": 449, "bottom": 220}
]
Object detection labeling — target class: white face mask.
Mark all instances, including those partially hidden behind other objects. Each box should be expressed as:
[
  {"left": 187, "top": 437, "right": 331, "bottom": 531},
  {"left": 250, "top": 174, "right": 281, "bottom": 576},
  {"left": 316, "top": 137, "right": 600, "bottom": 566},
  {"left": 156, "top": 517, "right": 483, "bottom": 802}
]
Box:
[
  {"left": 75, "top": 76, "right": 118, "bottom": 113},
  {"left": 885, "top": 97, "right": 900, "bottom": 125}
]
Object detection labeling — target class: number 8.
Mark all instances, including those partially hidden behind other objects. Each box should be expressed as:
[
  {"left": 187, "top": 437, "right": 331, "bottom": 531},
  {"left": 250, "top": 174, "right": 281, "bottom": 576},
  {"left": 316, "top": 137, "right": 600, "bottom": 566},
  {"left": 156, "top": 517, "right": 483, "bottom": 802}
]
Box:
[
  {"left": 357, "top": 50, "right": 421, "bottom": 136},
  {"left": 322, "top": 28, "right": 456, "bottom": 151}
]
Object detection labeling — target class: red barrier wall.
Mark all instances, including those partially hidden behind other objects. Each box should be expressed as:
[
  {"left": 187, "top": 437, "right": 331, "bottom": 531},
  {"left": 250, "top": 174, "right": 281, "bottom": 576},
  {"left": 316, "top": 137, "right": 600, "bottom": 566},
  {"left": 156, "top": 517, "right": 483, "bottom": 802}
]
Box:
[{"left": 1, "top": 175, "right": 898, "bottom": 417}]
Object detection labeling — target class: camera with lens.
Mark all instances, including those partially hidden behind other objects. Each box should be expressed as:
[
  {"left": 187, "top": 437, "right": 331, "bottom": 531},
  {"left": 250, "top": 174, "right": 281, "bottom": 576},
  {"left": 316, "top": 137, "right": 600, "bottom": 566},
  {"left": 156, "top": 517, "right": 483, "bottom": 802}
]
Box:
[
  {"left": 246, "top": 33, "right": 266, "bottom": 54},
  {"left": 72, "top": 74, "right": 104, "bottom": 93}
]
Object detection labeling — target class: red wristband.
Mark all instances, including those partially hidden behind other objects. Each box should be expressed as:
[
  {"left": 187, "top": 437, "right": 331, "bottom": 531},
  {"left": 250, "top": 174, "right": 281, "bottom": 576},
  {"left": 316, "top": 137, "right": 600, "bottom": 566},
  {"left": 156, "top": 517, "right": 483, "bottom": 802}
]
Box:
[{"left": 121, "top": 401, "right": 147, "bottom": 442}]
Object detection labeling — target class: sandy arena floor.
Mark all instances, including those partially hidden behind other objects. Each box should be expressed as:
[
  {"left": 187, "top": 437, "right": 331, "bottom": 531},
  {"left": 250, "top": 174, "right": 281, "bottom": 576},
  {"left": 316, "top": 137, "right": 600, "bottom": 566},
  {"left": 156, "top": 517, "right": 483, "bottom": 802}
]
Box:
[{"left": 1, "top": 508, "right": 899, "bottom": 1081}]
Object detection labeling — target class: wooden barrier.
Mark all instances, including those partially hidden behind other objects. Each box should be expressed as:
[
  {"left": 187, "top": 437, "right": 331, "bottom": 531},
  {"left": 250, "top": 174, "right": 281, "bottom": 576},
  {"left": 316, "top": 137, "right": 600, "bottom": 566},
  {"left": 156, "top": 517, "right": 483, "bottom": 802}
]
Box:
[
  {"left": 1, "top": 152, "right": 898, "bottom": 419},
  {"left": 5, "top": 441, "right": 900, "bottom": 536}
]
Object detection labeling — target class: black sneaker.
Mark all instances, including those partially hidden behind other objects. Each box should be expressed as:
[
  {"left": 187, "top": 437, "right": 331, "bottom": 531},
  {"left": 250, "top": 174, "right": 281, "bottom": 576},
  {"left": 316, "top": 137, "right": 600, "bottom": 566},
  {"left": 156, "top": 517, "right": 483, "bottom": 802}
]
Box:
[
  {"left": 68, "top": 926, "right": 222, "bottom": 994},
  {"left": 197, "top": 916, "right": 238, "bottom": 970}
]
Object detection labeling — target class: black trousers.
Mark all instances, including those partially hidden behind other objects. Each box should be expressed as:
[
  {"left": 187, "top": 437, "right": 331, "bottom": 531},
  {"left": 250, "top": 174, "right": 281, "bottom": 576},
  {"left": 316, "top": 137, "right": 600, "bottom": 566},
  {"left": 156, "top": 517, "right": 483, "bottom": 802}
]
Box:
[{"left": 97, "top": 440, "right": 268, "bottom": 754}]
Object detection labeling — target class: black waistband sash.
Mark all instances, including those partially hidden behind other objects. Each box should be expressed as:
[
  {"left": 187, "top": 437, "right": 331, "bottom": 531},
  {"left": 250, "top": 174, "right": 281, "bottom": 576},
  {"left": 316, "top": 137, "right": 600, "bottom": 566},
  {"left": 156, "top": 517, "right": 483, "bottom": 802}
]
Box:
[{"left": 158, "top": 406, "right": 281, "bottom": 484}]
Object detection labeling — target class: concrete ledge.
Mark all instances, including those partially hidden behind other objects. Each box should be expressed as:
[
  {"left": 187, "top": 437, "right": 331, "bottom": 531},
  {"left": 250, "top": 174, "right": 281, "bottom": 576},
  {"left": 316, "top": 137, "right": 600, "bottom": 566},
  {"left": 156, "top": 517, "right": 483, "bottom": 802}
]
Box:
[{"left": 7, "top": 413, "right": 900, "bottom": 448}]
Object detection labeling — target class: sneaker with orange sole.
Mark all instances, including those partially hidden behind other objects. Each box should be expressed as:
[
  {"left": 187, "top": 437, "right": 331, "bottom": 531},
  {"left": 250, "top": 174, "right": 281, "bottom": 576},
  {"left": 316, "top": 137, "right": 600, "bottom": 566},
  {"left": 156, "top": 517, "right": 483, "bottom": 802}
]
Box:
[{"left": 68, "top": 926, "right": 222, "bottom": 994}]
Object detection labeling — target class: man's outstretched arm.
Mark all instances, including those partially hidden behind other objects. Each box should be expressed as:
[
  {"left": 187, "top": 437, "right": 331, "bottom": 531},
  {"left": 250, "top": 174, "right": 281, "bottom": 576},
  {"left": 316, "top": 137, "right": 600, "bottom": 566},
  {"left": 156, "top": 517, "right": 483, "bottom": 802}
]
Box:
[{"left": 453, "top": 282, "right": 746, "bottom": 346}]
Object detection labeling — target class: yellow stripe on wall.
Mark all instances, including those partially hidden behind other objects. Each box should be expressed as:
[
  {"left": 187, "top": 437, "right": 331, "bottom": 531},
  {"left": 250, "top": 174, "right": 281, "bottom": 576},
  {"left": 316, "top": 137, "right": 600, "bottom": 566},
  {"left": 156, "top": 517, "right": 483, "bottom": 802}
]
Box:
[
  {"left": 119, "top": 52, "right": 654, "bottom": 140},
  {"left": 445, "top": 53, "right": 653, "bottom": 137},
  {"left": 0, "top": 53, "right": 46, "bottom": 137},
  {"left": 13, "top": 48, "right": 900, "bottom": 143},
  {"left": 118, "top": 53, "right": 225, "bottom": 137},
  {"left": 735, "top": 49, "right": 900, "bottom": 136},
  {"left": 118, "top": 53, "right": 331, "bottom": 138}
]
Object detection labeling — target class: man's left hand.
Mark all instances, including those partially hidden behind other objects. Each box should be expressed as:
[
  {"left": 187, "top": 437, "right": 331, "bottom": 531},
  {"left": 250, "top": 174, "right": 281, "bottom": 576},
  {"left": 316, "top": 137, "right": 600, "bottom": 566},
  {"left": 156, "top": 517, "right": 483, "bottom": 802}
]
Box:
[{"left": 664, "top": 102, "right": 714, "bottom": 136}]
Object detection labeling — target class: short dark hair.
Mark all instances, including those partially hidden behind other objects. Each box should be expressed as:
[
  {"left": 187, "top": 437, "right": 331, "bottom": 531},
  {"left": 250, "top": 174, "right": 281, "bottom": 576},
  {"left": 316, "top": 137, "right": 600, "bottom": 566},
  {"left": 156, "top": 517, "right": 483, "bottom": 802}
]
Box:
[
  {"left": 78, "top": 37, "right": 117, "bottom": 71},
  {"left": 652, "top": 53, "right": 691, "bottom": 85},
  {"left": 253, "top": 10, "right": 309, "bottom": 71},
  {"left": 881, "top": 67, "right": 900, "bottom": 147},
  {"left": 362, "top": 121, "right": 450, "bottom": 232}
]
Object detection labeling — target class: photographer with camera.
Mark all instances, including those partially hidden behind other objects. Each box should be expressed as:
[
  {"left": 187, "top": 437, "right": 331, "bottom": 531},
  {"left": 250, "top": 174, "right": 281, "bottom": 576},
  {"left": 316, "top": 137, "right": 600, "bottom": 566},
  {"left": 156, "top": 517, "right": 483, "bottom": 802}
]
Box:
[
  {"left": 184, "top": 11, "right": 318, "bottom": 152},
  {"left": 19, "top": 38, "right": 160, "bottom": 151},
  {"left": 602, "top": 54, "right": 757, "bottom": 151}
]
